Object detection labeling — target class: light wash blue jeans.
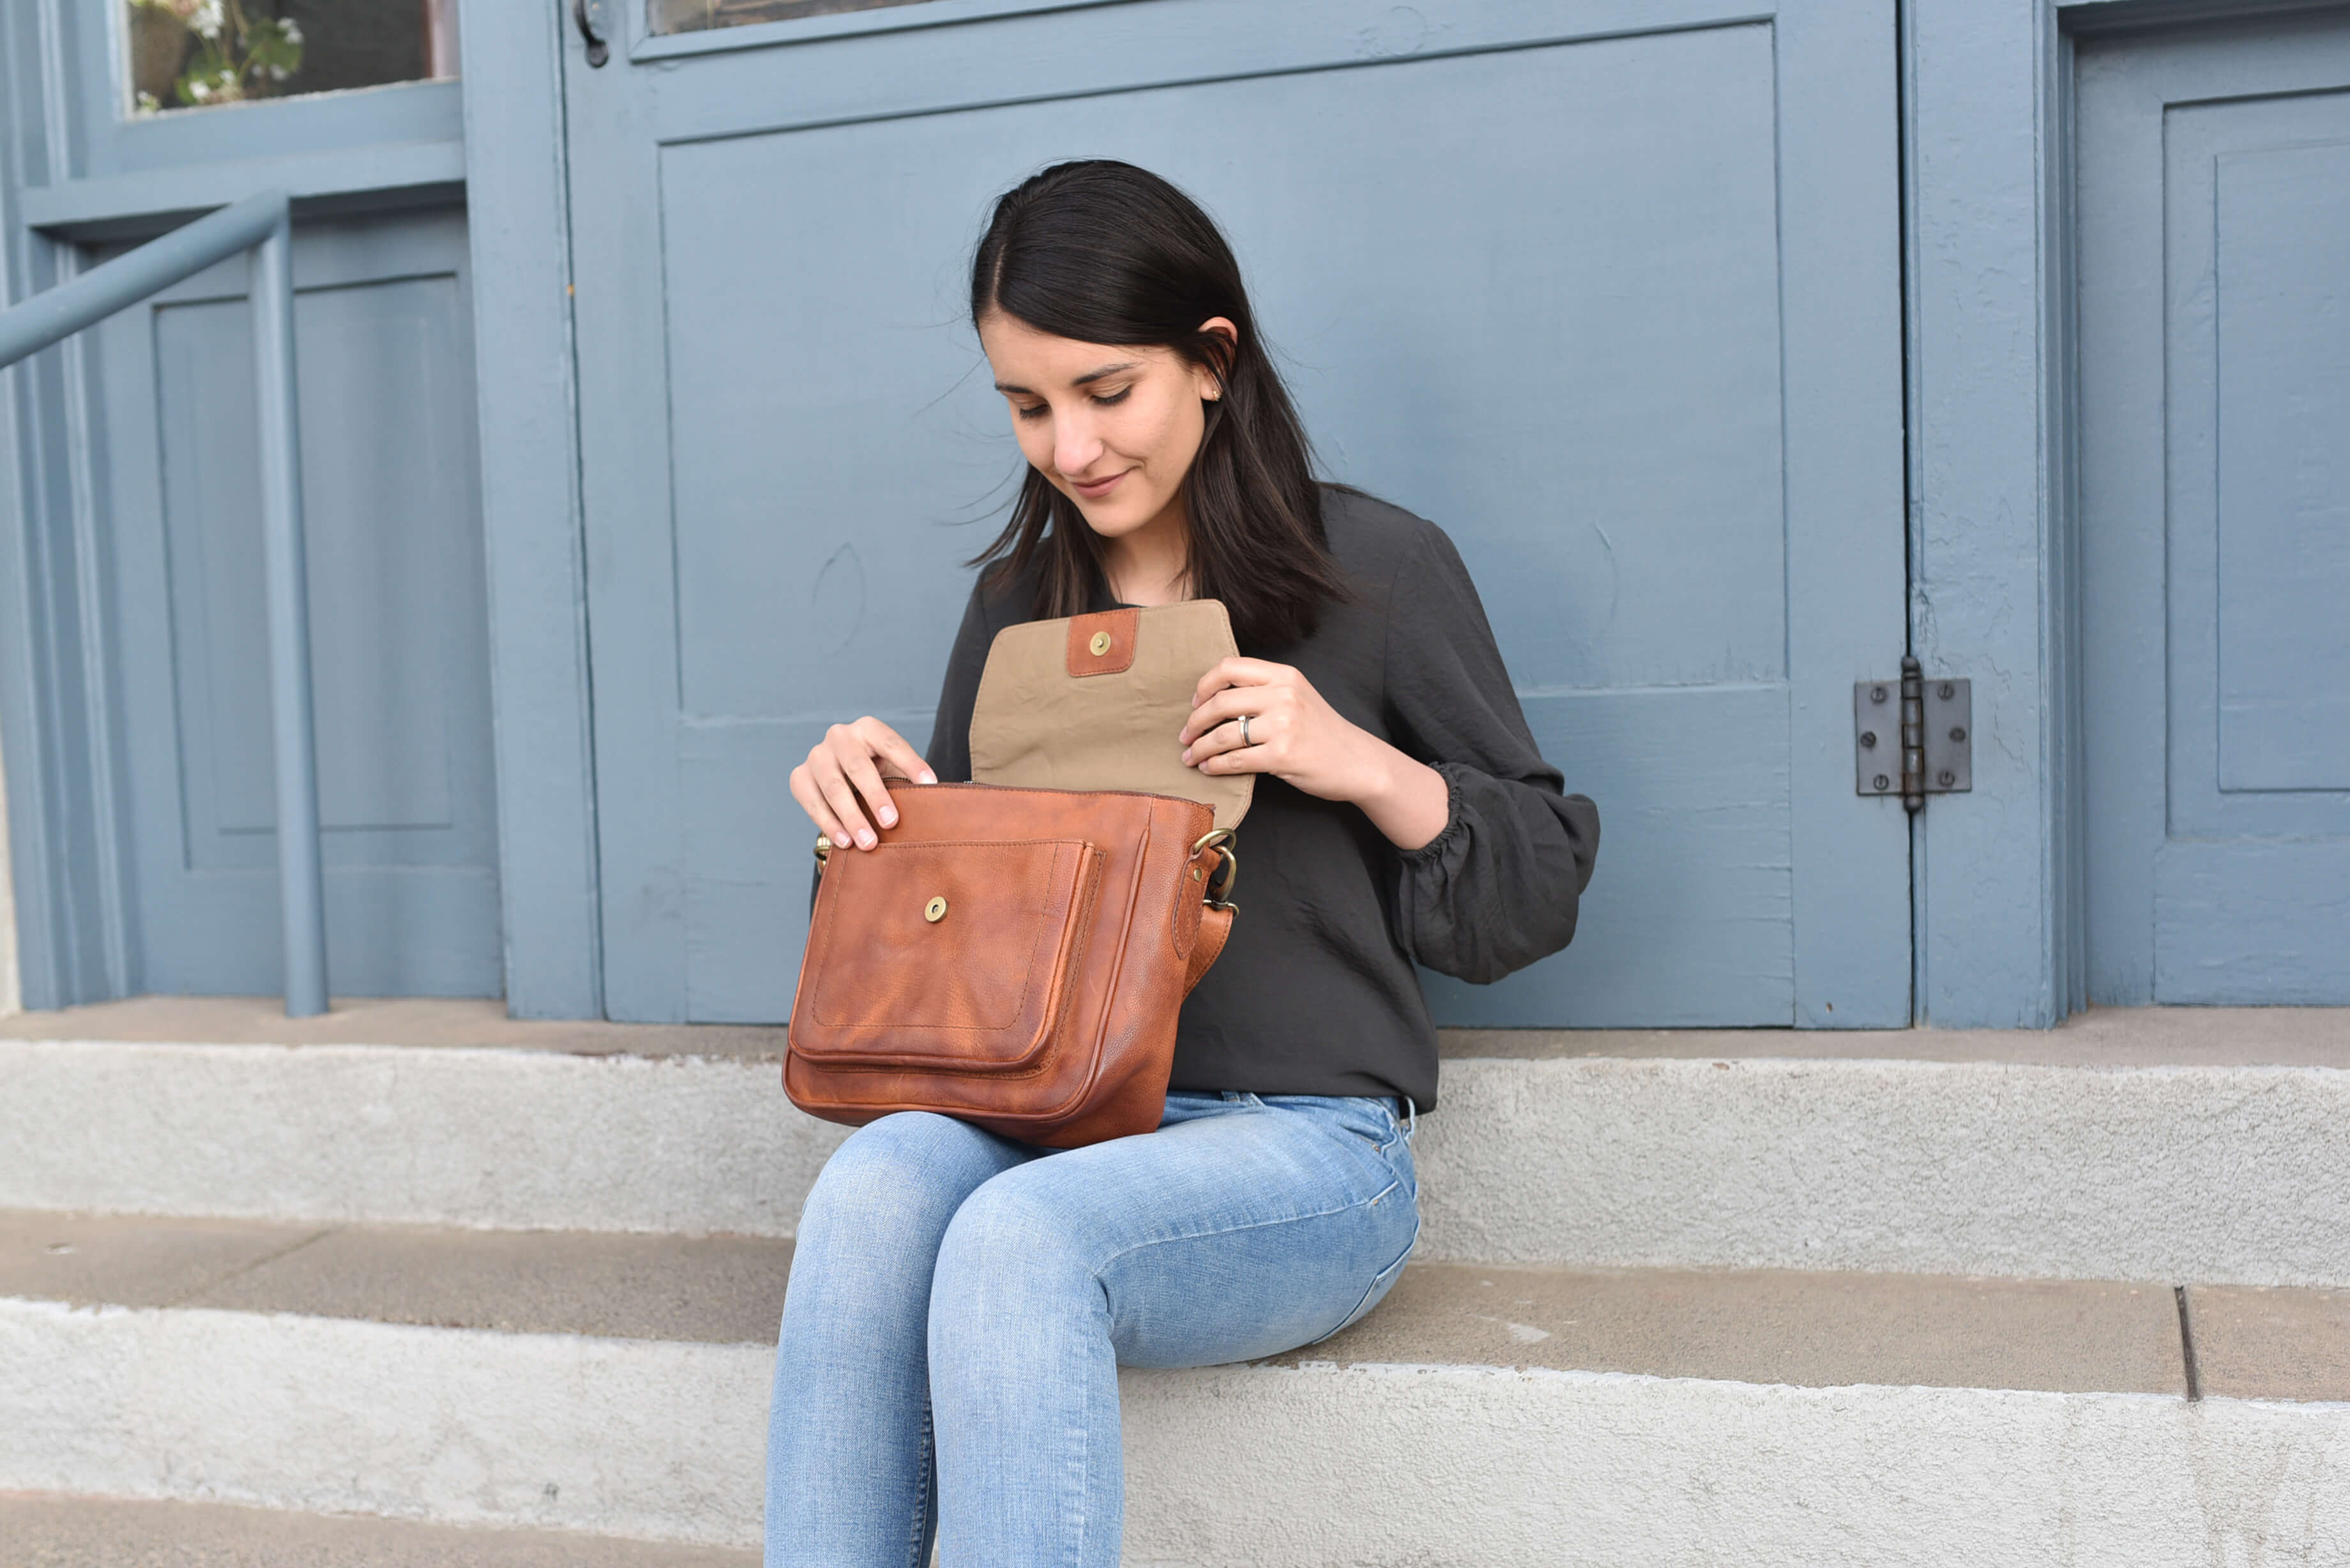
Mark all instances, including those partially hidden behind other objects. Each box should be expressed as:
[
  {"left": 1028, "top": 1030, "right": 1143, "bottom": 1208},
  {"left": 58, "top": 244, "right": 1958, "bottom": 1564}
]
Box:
[{"left": 763, "top": 1090, "right": 1421, "bottom": 1567}]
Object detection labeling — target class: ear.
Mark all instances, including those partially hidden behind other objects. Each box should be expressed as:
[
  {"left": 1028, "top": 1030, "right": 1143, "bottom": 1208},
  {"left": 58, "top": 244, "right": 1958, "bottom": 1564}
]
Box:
[{"left": 1194, "top": 317, "right": 1239, "bottom": 401}]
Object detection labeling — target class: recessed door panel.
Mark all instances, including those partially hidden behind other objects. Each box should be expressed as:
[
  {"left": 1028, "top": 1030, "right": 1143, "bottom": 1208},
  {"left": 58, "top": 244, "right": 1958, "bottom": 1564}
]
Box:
[{"left": 97, "top": 210, "right": 501, "bottom": 996}]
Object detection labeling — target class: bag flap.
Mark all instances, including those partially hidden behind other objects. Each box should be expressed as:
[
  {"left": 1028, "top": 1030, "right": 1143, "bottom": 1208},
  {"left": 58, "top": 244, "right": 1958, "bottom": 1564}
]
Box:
[{"left": 968, "top": 599, "right": 1254, "bottom": 830}]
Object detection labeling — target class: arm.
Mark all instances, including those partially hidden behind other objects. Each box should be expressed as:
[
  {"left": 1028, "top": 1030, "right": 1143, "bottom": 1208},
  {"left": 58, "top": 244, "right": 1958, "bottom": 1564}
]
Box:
[
  {"left": 1178, "top": 524, "right": 1598, "bottom": 981},
  {"left": 1379, "top": 525, "right": 1598, "bottom": 982}
]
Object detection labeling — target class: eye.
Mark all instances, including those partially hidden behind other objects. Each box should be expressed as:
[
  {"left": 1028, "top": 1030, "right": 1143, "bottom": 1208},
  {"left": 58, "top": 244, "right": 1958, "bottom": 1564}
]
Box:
[
  {"left": 1013, "top": 402, "right": 1049, "bottom": 421},
  {"left": 1092, "top": 387, "right": 1132, "bottom": 407}
]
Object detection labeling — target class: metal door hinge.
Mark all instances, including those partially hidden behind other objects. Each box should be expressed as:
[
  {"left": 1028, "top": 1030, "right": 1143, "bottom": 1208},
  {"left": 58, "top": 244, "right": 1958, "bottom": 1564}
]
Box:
[{"left": 1856, "top": 656, "right": 1970, "bottom": 813}]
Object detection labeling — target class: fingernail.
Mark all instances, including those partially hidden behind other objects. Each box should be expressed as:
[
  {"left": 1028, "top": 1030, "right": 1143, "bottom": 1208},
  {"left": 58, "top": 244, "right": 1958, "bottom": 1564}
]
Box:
[
  {"left": 856, "top": 830, "right": 876, "bottom": 849},
  {"left": 879, "top": 808, "right": 897, "bottom": 827},
  {"left": 918, "top": 771, "right": 937, "bottom": 785}
]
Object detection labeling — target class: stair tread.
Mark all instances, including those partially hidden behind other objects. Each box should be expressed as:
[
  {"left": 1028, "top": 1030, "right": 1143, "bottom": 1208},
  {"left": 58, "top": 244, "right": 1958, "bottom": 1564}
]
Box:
[
  {"left": 6, "top": 995, "right": 2346, "bottom": 1068},
  {"left": 8, "top": 1209, "right": 2346, "bottom": 1401},
  {"left": 0, "top": 1493, "right": 755, "bottom": 1566},
  {"left": 0, "top": 1212, "right": 791, "bottom": 1345}
]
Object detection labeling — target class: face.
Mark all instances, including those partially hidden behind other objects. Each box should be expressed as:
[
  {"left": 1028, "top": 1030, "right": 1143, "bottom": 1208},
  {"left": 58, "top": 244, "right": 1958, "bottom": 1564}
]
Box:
[{"left": 978, "top": 310, "right": 1233, "bottom": 544}]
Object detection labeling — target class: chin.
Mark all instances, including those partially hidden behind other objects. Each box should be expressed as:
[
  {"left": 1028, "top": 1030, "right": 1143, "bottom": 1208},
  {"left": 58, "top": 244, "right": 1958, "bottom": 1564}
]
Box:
[{"left": 1070, "top": 495, "right": 1155, "bottom": 541}]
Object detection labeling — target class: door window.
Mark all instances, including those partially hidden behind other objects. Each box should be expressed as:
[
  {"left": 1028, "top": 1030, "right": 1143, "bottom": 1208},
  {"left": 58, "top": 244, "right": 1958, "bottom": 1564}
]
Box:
[
  {"left": 125, "top": 0, "right": 458, "bottom": 115},
  {"left": 650, "top": 0, "right": 925, "bottom": 36}
]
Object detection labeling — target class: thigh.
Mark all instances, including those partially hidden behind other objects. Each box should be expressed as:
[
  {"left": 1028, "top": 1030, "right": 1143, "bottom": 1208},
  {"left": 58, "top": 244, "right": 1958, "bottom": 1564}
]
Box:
[{"left": 946, "top": 1093, "right": 1420, "bottom": 1369}]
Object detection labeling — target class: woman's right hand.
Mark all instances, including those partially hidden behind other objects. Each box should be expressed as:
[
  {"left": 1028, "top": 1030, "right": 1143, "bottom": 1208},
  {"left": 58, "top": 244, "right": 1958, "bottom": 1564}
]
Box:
[{"left": 789, "top": 718, "right": 936, "bottom": 852}]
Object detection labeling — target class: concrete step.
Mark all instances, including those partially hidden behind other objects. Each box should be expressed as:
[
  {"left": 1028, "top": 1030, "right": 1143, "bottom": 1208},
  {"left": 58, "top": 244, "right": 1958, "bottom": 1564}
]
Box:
[
  {"left": 4, "top": 1211, "right": 2348, "bottom": 1563},
  {"left": 0, "top": 1492, "right": 756, "bottom": 1567},
  {"left": 4, "top": 999, "right": 2348, "bottom": 1285}
]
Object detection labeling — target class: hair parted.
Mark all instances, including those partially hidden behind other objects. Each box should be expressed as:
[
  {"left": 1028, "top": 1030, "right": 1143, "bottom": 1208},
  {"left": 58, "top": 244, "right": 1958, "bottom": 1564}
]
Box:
[{"left": 968, "top": 159, "right": 1347, "bottom": 651}]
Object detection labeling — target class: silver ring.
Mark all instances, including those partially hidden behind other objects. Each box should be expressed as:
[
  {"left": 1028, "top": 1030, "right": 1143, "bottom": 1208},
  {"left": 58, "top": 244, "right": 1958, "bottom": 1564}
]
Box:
[{"left": 1238, "top": 714, "right": 1254, "bottom": 748}]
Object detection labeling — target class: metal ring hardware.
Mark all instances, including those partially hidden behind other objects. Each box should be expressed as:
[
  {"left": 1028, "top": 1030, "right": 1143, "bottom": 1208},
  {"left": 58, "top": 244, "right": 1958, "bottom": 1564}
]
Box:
[
  {"left": 814, "top": 834, "right": 832, "bottom": 866},
  {"left": 1188, "top": 828, "right": 1238, "bottom": 910}
]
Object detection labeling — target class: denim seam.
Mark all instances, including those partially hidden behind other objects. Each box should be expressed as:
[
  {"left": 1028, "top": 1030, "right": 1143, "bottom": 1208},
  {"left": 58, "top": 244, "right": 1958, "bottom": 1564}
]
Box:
[
  {"left": 1084, "top": 1177, "right": 1406, "bottom": 1276},
  {"left": 906, "top": 1404, "right": 934, "bottom": 1568}
]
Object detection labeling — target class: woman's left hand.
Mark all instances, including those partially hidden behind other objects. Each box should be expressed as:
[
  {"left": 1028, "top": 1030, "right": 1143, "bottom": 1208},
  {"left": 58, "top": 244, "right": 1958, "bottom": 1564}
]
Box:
[{"left": 1179, "top": 657, "right": 1452, "bottom": 850}]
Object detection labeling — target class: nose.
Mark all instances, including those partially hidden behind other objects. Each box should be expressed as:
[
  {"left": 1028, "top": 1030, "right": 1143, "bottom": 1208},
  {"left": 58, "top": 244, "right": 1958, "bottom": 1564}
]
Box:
[{"left": 1053, "top": 411, "right": 1104, "bottom": 479}]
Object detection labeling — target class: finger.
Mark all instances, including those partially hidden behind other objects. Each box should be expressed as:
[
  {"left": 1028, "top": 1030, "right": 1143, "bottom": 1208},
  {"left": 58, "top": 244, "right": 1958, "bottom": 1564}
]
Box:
[
  {"left": 1189, "top": 657, "right": 1289, "bottom": 710},
  {"left": 1197, "top": 740, "right": 1277, "bottom": 776},
  {"left": 790, "top": 765, "right": 851, "bottom": 848},
  {"left": 837, "top": 745, "right": 901, "bottom": 832},
  {"left": 810, "top": 748, "right": 878, "bottom": 848},
  {"left": 1181, "top": 713, "right": 1259, "bottom": 766},
  {"left": 1179, "top": 686, "right": 1261, "bottom": 746},
  {"left": 856, "top": 721, "right": 937, "bottom": 786},
  {"left": 1180, "top": 681, "right": 1292, "bottom": 747}
]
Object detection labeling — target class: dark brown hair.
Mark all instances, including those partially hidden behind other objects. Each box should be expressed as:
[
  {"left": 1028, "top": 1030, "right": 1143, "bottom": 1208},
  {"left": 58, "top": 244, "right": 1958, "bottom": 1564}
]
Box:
[{"left": 969, "top": 160, "right": 1347, "bottom": 651}]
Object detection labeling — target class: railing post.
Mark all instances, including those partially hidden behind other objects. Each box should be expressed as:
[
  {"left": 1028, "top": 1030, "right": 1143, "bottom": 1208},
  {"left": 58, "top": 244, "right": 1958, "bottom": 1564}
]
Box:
[{"left": 248, "top": 207, "right": 329, "bottom": 1017}]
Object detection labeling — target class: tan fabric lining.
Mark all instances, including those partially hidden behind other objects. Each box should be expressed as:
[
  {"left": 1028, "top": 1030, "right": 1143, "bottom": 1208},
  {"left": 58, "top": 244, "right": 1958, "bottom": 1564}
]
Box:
[{"left": 969, "top": 600, "right": 1255, "bottom": 831}]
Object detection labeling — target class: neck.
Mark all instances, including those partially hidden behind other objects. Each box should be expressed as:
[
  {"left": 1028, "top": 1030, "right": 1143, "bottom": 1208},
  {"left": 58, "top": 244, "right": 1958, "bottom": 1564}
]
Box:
[{"left": 1099, "top": 495, "right": 1192, "bottom": 606}]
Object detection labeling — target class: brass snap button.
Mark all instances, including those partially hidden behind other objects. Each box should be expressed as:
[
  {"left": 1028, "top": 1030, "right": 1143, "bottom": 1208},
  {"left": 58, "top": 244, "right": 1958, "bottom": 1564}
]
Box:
[
  {"left": 924, "top": 896, "right": 948, "bottom": 923},
  {"left": 1089, "top": 630, "right": 1112, "bottom": 657}
]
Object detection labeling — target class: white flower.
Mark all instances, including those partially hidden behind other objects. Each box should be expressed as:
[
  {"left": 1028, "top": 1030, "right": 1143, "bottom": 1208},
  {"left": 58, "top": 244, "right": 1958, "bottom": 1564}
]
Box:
[
  {"left": 280, "top": 19, "right": 302, "bottom": 45},
  {"left": 189, "top": 0, "right": 224, "bottom": 39}
]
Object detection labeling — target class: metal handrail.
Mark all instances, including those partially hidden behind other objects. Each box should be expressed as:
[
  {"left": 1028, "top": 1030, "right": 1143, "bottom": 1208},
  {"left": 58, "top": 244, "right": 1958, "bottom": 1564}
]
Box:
[{"left": 1, "top": 190, "right": 328, "bottom": 1016}]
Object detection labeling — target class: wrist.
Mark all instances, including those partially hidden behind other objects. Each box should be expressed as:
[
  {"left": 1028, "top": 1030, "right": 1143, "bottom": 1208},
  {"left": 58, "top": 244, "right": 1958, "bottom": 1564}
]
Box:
[{"left": 1353, "top": 739, "right": 1450, "bottom": 852}]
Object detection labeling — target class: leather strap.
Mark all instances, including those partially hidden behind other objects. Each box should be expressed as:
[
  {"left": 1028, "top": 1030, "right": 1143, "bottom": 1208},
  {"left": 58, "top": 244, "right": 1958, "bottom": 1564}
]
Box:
[{"left": 1184, "top": 902, "right": 1234, "bottom": 997}]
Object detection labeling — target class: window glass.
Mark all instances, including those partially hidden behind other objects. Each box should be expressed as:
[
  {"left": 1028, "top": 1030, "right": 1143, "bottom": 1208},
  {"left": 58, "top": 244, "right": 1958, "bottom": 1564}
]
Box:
[
  {"left": 649, "top": 0, "right": 927, "bottom": 37},
  {"left": 126, "top": 0, "right": 457, "bottom": 116}
]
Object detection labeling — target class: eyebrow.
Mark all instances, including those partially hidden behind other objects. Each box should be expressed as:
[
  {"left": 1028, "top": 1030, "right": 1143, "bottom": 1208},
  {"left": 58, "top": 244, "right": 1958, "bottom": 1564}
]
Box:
[{"left": 993, "top": 360, "right": 1144, "bottom": 396}]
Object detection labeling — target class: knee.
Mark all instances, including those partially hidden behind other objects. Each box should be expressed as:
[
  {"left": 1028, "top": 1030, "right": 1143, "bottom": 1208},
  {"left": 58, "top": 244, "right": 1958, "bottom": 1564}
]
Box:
[
  {"left": 798, "top": 1112, "right": 982, "bottom": 1244},
  {"left": 930, "top": 1177, "right": 1096, "bottom": 1325}
]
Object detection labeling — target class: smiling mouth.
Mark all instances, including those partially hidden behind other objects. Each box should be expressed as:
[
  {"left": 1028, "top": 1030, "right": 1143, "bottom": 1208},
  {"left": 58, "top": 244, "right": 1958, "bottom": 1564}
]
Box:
[{"left": 1070, "top": 470, "right": 1128, "bottom": 499}]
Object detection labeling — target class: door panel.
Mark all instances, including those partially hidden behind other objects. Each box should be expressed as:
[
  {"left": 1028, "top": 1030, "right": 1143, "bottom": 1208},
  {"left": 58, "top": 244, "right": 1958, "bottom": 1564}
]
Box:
[
  {"left": 2077, "top": 10, "right": 2350, "bottom": 1003},
  {"left": 95, "top": 209, "right": 501, "bottom": 996},
  {"left": 567, "top": 0, "right": 1909, "bottom": 1025}
]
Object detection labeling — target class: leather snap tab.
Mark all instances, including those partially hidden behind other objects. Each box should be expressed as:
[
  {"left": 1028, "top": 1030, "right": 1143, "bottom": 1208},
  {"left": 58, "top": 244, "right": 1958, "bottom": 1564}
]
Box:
[
  {"left": 923, "top": 896, "right": 948, "bottom": 923},
  {"left": 1089, "top": 629, "right": 1112, "bottom": 657}
]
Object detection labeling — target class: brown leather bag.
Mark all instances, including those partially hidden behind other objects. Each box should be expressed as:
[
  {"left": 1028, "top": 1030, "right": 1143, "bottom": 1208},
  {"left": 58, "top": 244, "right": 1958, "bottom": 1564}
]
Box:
[{"left": 784, "top": 603, "right": 1248, "bottom": 1148}]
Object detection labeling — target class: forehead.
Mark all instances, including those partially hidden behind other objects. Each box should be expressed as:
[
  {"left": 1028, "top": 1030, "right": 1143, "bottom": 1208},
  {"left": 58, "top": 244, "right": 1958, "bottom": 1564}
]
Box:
[{"left": 978, "top": 312, "right": 1171, "bottom": 384}]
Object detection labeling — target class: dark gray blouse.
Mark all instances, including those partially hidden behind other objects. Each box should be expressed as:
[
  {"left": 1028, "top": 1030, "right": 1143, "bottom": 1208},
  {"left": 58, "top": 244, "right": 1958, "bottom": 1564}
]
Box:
[{"left": 925, "top": 486, "right": 1599, "bottom": 1111}]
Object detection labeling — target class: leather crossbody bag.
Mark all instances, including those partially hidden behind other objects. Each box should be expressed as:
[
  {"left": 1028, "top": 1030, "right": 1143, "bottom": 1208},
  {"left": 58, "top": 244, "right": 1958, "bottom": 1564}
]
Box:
[{"left": 784, "top": 601, "right": 1252, "bottom": 1148}]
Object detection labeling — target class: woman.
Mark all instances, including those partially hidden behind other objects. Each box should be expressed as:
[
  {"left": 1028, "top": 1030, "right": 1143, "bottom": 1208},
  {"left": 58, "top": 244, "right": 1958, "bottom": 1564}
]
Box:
[{"left": 769, "top": 160, "right": 1598, "bottom": 1567}]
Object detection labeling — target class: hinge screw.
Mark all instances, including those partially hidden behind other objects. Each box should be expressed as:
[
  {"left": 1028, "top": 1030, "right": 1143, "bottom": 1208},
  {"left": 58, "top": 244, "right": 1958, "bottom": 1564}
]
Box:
[
  {"left": 1938, "top": 683, "right": 1955, "bottom": 700},
  {"left": 1860, "top": 731, "right": 1877, "bottom": 748},
  {"left": 1938, "top": 769, "right": 1956, "bottom": 787},
  {"left": 1950, "top": 727, "right": 1966, "bottom": 743},
  {"left": 1870, "top": 686, "right": 1888, "bottom": 704},
  {"left": 1873, "top": 774, "right": 1891, "bottom": 791}
]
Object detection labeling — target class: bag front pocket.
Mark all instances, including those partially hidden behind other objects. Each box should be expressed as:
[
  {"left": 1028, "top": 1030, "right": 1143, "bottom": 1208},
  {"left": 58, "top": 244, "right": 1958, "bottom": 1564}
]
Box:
[{"left": 796, "top": 837, "right": 1102, "bottom": 1071}]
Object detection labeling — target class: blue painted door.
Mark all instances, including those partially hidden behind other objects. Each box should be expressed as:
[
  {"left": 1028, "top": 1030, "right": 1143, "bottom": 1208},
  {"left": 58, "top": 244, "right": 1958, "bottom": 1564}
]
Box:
[
  {"left": 564, "top": 0, "right": 1909, "bottom": 1026},
  {"left": 90, "top": 208, "right": 502, "bottom": 997},
  {"left": 2077, "top": 10, "right": 2350, "bottom": 1004}
]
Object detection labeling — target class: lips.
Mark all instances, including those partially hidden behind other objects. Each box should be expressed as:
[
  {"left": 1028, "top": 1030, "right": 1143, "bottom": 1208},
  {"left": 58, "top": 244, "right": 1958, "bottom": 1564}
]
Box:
[{"left": 1070, "top": 469, "right": 1129, "bottom": 500}]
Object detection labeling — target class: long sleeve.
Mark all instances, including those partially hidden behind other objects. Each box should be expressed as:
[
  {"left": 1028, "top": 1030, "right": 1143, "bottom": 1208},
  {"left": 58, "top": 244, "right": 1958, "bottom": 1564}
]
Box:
[{"left": 1382, "top": 524, "right": 1600, "bottom": 984}]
